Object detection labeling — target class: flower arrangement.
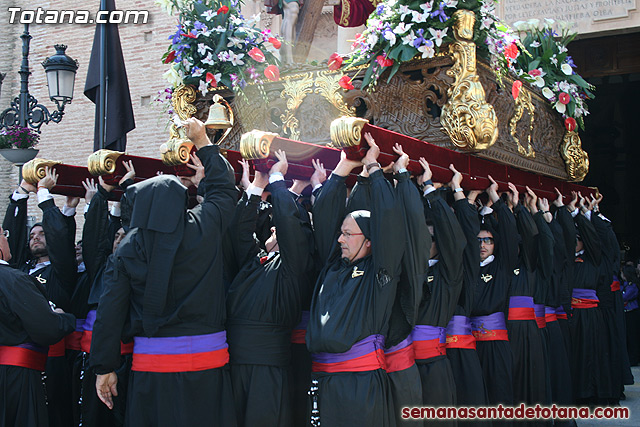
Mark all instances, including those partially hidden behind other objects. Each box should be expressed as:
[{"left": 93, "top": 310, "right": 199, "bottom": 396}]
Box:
[
  {"left": 335, "top": 0, "right": 500, "bottom": 89},
  {"left": 507, "top": 19, "right": 594, "bottom": 131},
  {"left": 0, "top": 126, "right": 40, "bottom": 149},
  {"left": 157, "top": 0, "right": 282, "bottom": 98}
]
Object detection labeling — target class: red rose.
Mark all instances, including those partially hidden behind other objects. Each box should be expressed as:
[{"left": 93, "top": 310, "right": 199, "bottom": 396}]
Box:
[
  {"left": 338, "top": 75, "right": 354, "bottom": 90},
  {"left": 504, "top": 42, "right": 519, "bottom": 60},
  {"left": 564, "top": 117, "right": 577, "bottom": 132},
  {"left": 248, "top": 47, "right": 266, "bottom": 63},
  {"left": 268, "top": 37, "right": 281, "bottom": 49},
  {"left": 559, "top": 92, "right": 571, "bottom": 105},
  {"left": 328, "top": 53, "right": 344, "bottom": 71},
  {"left": 376, "top": 55, "right": 393, "bottom": 67},
  {"left": 528, "top": 69, "right": 541, "bottom": 77},
  {"left": 164, "top": 50, "right": 176, "bottom": 64},
  {"left": 264, "top": 65, "right": 280, "bottom": 82},
  {"left": 217, "top": 6, "right": 229, "bottom": 14},
  {"left": 512, "top": 80, "right": 522, "bottom": 100}
]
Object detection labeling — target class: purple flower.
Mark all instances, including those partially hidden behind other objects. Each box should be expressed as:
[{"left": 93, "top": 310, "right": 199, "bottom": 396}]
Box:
[
  {"left": 566, "top": 56, "right": 576, "bottom": 68},
  {"left": 375, "top": 4, "right": 385, "bottom": 15},
  {"left": 431, "top": 3, "right": 449, "bottom": 23},
  {"left": 193, "top": 21, "right": 207, "bottom": 33},
  {"left": 413, "top": 29, "right": 425, "bottom": 48}
]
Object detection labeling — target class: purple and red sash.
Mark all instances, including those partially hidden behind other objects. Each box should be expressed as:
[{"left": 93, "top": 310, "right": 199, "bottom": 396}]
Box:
[
  {"left": 534, "top": 304, "right": 547, "bottom": 328},
  {"left": 291, "top": 311, "right": 309, "bottom": 345},
  {"left": 507, "top": 296, "right": 536, "bottom": 321},
  {"left": 412, "top": 325, "right": 447, "bottom": 360},
  {"left": 0, "top": 343, "right": 48, "bottom": 371},
  {"left": 312, "top": 334, "right": 386, "bottom": 373},
  {"left": 48, "top": 339, "right": 66, "bottom": 358},
  {"left": 611, "top": 277, "right": 621, "bottom": 292},
  {"left": 446, "top": 315, "right": 476, "bottom": 350},
  {"left": 470, "top": 312, "right": 509, "bottom": 341},
  {"left": 571, "top": 288, "right": 599, "bottom": 309},
  {"left": 544, "top": 306, "right": 558, "bottom": 323},
  {"left": 131, "top": 331, "right": 229, "bottom": 373},
  {"left": 81, "top": 309, "right": 133, "bottom": 355},
  {"left": 555, "top": 306, "right": 568, "bottom": 320},
  {"left": 65, "top": 319, "right": 85, "bottom": 351},
  {"left": 384, "top": 337, "right": 415, "bottom": 373}
]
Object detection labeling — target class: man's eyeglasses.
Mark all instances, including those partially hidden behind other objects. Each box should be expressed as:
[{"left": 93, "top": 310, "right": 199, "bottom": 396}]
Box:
[
  {"left": 477, "top": 237, "right": 494, "bottom": 244},
  {"left": 340, "top": 231, "right": 363, "bottom": 238},
  {"left": 2, "top": 229, "right": 8, "bottom": 238}
]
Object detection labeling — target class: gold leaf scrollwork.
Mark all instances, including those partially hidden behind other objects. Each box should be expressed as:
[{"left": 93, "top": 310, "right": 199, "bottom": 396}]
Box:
[
  {"left": 88, "top": 150, "right": 125, "bottom": 175},
  {"left": 22, "top": 159, "right": 62, "bottom": 185},
  {"left": 561, "top": 130, "right": 589, "bottom": 182},
  {"left": 161, "top": 138, "right": 194, "bottom": 166},
  {"left": 161, "top": 85, "right": 198, "bottom": 165},
  {"left": 280, "top": 73, "right": 314, "bottom": 141},
  {"left": 240, "top": 130, "right": 279, "bottom": 160},
  {"left": 330, "top": 117, "right": 369, "bottom": 149},
  {"left": 440, "top": 10, "right": 498, "bottom": 151},
  {"left": 315, "top": 71, "right": 355, "bottom": 118},
  {"left": 509, "top": 88, "right": 535, "bottom": 158}
]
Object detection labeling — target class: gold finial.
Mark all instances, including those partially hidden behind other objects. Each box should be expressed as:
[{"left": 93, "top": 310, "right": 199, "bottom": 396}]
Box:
[
  {"left": 329, "top": 117, "right": 369, "bottom": 149},
  {"left": 240, "top": 130, "right": 279, "bottom": 160}
]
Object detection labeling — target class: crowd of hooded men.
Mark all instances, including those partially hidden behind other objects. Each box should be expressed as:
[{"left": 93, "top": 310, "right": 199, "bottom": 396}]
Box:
[{"left": 0, "top": 117, "right": 633, "bottom": 427}]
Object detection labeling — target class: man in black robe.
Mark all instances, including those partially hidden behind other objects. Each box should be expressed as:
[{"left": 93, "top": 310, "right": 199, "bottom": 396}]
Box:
[
  {"left": 225, "top": 150, "right": 315, "bottom": 426},
  {"left": 90, "top": 118, "right": 238, "bottom": 426},
  {"left": 306, "top": 134, "right": 405, "bottom": 426},
  {"left": 0, "top": 224, "right": 75, "bottom": 427}
]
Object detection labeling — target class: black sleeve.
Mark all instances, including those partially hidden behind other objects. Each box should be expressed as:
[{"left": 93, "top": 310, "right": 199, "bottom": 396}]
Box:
[
  {"left": 424, "top": 189, "right": 466, "bottom": 289},
  {"left": 312, "top": 173, "right": 348, "bottom": 266},
  {"left": 591, "top": 213, "right": 617, "bottom": 274},
  {"left": 2, "top": 195, "right": 28, "bottom": 268},
  {"left": 83, "top": 186, "right": 113, "bottom": 283},
  {"left": 6, "top": 273, "right": 75, "bottom": 346},
  {"left": 40, "top": 198, "right": 77, "bottom": 305},
  {"left": 454, "top": 197, "right": 481, "bottom": 312},
  {"left": 533, "top": 212, "right": 555, "bottom": 280},
  {"left": 494, "top": 200, "right": 519, "bottom": 272},
  {"left": 229, "top": 192, "right": 261, "bottom": 268},
  {"left": 575, "top": 213, "right": 602, "bottom": 266},
  {"left": 346, "top": 175, "right": 371, "bottom": 212},
  {"left": 514, "top": 204, "right": 539, "bottom": 271},
  {"left": 555, "top": 208, "right": 577, "bottom": 263}
]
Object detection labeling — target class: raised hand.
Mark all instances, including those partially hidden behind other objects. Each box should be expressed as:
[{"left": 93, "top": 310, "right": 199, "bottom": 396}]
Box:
[
  {"left": 538, "top": 197, "right": 550, "bottom": 212},
  {"left": 567, "top": 191, "right": 578, "bottom": 212},
  {"left": 270, "top": 149, "right": 288, "bottom": 177},
  {"left": 507, "top": 182, "right": 519, "bottom": 207},
  {"left": 310, "top": 158, "right": 327, "bottom": 189},
  {"left": 525, "top": 186, "right": 537, "bottom": 212},
  {"left": 553, "top": 187, "right": 564, "bottom": 207},
  {"left": 184, "top": 117, "right": 211, "bottom": 148},
  {"left": 417, "top": 157, "right": 432, "bottom": 186},
  {"left": 18, "top": 179, "right": 36, "bottom": 194},
  {"left": 449, "top": 164, "right": 463, "bottom": 189},
  {"left": 98, "top": 176, "right": 115, "bottom": 193},
  {"left": 391, "top": 143, "right": 409, "bottom": 174},
  {"left": 119, "top": 160, "right": 136, "bottom": 186},
  {"left": 361, "top": 132, "right": 381, "bottom": 169},
  {"left": 486, "top": 175, "right": 499, "bottom": 203},
  {"left": 238, "top": 159, "right": 251, "bottom": 190},
  {"left": 82, "top": 178, "right": 98, "bottom": 202},
  {"left": 183, "top": 152, "right": 205, "bottom": 188}
]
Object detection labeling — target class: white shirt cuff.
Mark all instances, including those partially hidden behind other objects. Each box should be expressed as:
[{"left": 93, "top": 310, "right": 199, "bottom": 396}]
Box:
[
  {"left": 11, "top": 191, "right": 28, "bottom": 201},
  {"left": 289, "top": 189, "right": 301, "bottom": 198},
  {"left": 397, "top": 168, "right": 408, "bottom": 174},
  {"left": 480, "top": 206, "right": 494, "bottom": 216},
  {"left": 570, "top": 208, "right": 579, "bottom": 218},
  {"left": 37, "top": 188, "right": 53, "bottom": 204},
  {"left": 110, "top": 204, "right": 121, "bottom": 217},
  {"left": 312, "top": 183, "right": 323, "bottom": 192},
  {"left": 584, "top": 210, "right": 592, "bottom": 221},
  {"left": 246, "top": 183, "right": 264, "bottom": 198},
  {"left": 269, "top": 172, "right": 284, "bottom": 184},
  {"left": 61, "top": 205, "right": 76, "bottom": 217},
  {"left": 423, "top": 186, "right": 437, "bottom": 196}
]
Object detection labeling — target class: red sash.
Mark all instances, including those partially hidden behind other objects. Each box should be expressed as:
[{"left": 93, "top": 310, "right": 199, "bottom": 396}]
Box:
[
  {"left": 611, "top": 280, "right": 621, "bottom": 292},
  {"left": 81, "top": 331, "right": 134, "bottom": 355},
  {"left": 508, "top": 307, "right": 536, "bottom": 321},
  {"left": 48, "top": 339, "right": 66, "bottom": 358},
  {"left": 0, "top": 345, "right": 48, "bottom": 371},
  {"left": 571, "top": 298, "right": 599, "bottom": 309},
  {"left": 312, "top": 335, "right": 386, "bottom": 373},
  {"left": 445, "top": 334, "right": 476, "bottom": 350},
  {"left": 413, "top": 339, "right": 447, "bottom": 359},
  {"left": 384, "top": 338, "right": 414, "bottom": 373}
]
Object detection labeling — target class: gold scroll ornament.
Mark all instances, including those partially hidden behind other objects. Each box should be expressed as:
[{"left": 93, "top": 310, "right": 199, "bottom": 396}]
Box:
[
  {"left": 161, "top": 85, "right": 197, "bottom": 166},
  {"left": 87, "top": 149, "right": 124, "bottom": 175},
  {"left": 330, "top": 117, "right": 369, "bottom": 149},
  {"left": 561, "top": 130, "right": 589, "bottom": 182},
  {"left": 440, "top": 10, "right": 498, "bottom": 151},
  {"left": 21, "top": 159, "right": 62, "bottom": 185},
  {"left": 240, "top": 130, "right": 279, "bottom": 160},
  {"left": 509, "top": 88, "right": 535, "bottom": 158}
]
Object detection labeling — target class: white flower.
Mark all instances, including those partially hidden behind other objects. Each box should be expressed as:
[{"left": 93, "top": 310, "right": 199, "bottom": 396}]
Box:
[
  {"left": 202, "top": 52, "right": 216, "bottom": 65},
  {"left": 444, "top": 0, "right": 458, "bottom": 8},
  {"left": 155, "top": 0, "right": 174, "bottom": 15},
  {"left": 420, "top": 2, "right": 434, "bottom": 14},
  {"left": 530, "top": 41, "right": 541, "bottom": 48},
  {"left": 412, "top": 11, "right": 428, "bottom": 23},
  {"left": 528, "top": 19, "right": 540, "bottom": 28},
  {"left": 544, "top": 18, "right": 555, "bottom": 26},
  {"left": 554, "top": 101, "right": 566, "bottom": 114},
  {"left": 401, "top": 31, "right": 417, "bottom": 46},
  {"left": 198, "top": 80, "right": 209, "bottom": 97},
  {"left": 163, "top": 66, "right": 183, "bottom": 87},
  {"left": 227, "top": 37, "right": 244, "bottom": 49},
  {"left": 429, "top": 28, "right": 448, "bottom": 47},
  {"left": 558, "top": 81, "right": 571, "bottom": 92},
  {"left": 212, "top": 26, "right": 226, "bottom": 34},
  {"left": 534, "top": 76, "right": 545, "bottom": 88},
  {"left": 561, "top": 63, "right": 573, "bottom": 75},
  {"left": 480, "top": 17, "right": 493, "bottom": 31},
  {"left": 192, "top": 67, "right": 204, "bottom": 78},
  {"left": 418, "top": 41, "right": 435, "bottom": 59},
  {"left": 229, "top": 15, "right": 243, "bottom": 25},
  {"left": 542, "top": 87, "right": 554, "bottom": 99},
  {"left": 394, "top": 22, "right": 413, "bottom": 35},
  {"left": 367, "top": 33, "right": 379, "bottom": 47},
  {"left": 550, "top": 55, "right": 558, "bottom": 65},
  {"left": 230, "top": 53, "right": 245, "bottom": 66},
  {"left": 197, "top": 43, "right": 211, "bottom": 56},
  {"left": 201, "top": 10, "right": 216, "bottom": 21},
  {"left": 558, "top": 45, "right": 568, "bottom": 54},
  {"left": 399, "top": 5, "right": 412, "bottom": 20},
  {"left": 383, "top": 29, "right": 397, "bottom": 46}
]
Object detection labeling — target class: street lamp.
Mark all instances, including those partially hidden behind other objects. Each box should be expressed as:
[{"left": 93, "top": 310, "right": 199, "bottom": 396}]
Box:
[{"left": 0, "top": 24, "right": 78, "bottom": 132}]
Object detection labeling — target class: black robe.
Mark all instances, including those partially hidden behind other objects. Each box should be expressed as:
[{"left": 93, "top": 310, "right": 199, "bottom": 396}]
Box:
[
  {"left": 0, "top": 263, "right": 75, "bottom": 427},
  {"left": 225, "top": 181, "right": 314, "bottom": 427},
  {"left": 90, "top": 145, "right": 238, "bottom": 427},
  {"left": 307, "top": 170, "right": 404, "bottom": 427}
]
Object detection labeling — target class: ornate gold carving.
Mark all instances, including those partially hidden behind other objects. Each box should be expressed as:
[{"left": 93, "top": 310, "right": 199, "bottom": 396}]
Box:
[
  {"left": 509, "top": 89, "right": 535, "bottom": 158},
  {"left": 172, "top": 85, "right": 198, "bottom": 123},
  {"left": 561, "top": 130, "right": 589, "bottom": 182},
  {"left": 161, "top": 85, "right": 198, "bottom": 165},
  {"left": 240, "top": 130, "right": 279, "bottom": 160},
  {"left": 88, "top": 150, "right": 125, "bottom": 175},
  {"left": 280, "top": 73, "right": 314, "bottom": 140},
  {"left": 161, "top": 138, "right": 194, "bottom": 166},
  {"left": 441, "top": 10, "right": 498, "bottom": 151},
  {"left": 22, "top": 159, "right": 62, "bottom": 185},
  {"left": 315, "top": 70, "right": 355, "bottom": 118},
  {"left": 330, "top": 117, "right": 369, "bottom": 149}
]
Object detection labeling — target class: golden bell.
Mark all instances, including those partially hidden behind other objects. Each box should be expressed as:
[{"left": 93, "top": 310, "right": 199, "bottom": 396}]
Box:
[{"left": 204, "top": 94, "right": 232, "bottom": 130}]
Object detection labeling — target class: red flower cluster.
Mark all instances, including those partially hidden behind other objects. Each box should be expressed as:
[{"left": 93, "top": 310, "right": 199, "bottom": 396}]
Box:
[
  {"left": 206, "top": 72, "right": 218, "bottom": 87},
  {"left": 564, "top": 117, "right": 577, "bottom": 131},
  {"left": 248, "top": 47, "right": 266, "bottom": 63},
  {"left": 328, "top": 53, "right": 343, "bottom": 71},
  {"left": 164, "top": 50, "right": 176, "bottom": 64},
  {"left": 504, "top": 42, "right": 519, "bottom": 60},
  {"left": 268, "top": 37, "right": 281, "bottom": 49},
  {"left": 512, "top": 80, "right": 522, "bottom": 100},
  {"left": 217, "top": 5, "right": 229, "bottom": 15},
  {"left": 376, "top": 55, "right": 393, "bottom": 67},
  {"left": 558, "top": 92, "right": 571, "bottom": 105},
  {"left": 264, "top": 65, "right": 280, "bottom": 82},
  {"left": 339, "top": 76, "right": 354, "bottom": 90}
]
